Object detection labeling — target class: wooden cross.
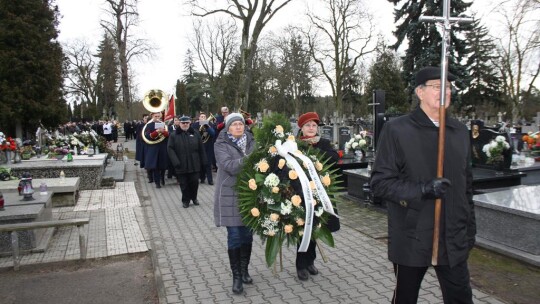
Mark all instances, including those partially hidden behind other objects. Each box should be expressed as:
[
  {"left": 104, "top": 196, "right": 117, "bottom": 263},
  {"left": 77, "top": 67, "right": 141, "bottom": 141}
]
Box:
[{"left": 419, "top": 1, "right": 473, "bottom": 266}]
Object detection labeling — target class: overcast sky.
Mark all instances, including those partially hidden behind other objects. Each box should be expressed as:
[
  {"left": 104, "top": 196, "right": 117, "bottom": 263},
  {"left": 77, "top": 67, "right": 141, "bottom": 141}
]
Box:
[{"left": 56, "top": 0, "right": 496, "bottom": 101}]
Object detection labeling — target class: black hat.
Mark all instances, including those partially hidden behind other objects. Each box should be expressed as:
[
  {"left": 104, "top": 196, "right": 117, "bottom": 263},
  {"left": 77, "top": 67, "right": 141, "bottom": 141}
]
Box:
[
  {"left": 179, "top": 115, "right": 191, "bottom": 122},
  {"left": 415, "top": 67, "right": 456, "bottom": 86}
]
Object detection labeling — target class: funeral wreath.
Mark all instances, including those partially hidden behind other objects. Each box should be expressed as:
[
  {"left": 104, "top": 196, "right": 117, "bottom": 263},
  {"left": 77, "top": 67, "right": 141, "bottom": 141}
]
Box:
[{"left": 236, "top": 114, "right": 343, "bottom": 267}]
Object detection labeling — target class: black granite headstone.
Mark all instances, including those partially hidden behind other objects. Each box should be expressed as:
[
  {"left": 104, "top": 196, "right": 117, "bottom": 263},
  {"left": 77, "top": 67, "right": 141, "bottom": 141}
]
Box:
[
  {"left": 321, "top": 126, "right": 333, "bottom": 142},
  {"left": 471, "top": 128, "right": 512, "bottom": 169},
  {"left": 338, "top": 127, "right": 351, "bottom": 150}
]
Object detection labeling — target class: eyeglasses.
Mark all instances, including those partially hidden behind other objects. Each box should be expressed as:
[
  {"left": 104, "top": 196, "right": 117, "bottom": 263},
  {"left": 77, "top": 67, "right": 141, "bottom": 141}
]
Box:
[
  {"left": 180, "top": 122, "right": 190, "bottom": 124},
  {"left": 424, "top": 83, "right": 455, "bottom": 92}
]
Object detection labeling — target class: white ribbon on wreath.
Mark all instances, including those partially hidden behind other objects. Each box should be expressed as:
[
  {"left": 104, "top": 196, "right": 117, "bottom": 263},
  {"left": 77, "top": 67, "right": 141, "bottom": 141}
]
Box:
[{"left": 275, "top": 139, "right": 338, "bottom": 252}]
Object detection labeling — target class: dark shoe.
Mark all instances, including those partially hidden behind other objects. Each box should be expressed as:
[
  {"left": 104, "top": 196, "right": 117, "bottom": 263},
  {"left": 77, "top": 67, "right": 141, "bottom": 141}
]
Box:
[
  {"left": 192, "top": 200, "right": 199, "bottom": 206},
  {"left": 228, "top": 248, "right": 243, "bottom": 294},
  {"left": 156, "top": 184, "right": 161, "bottom": 189},
  {"left": 240, "top": 244, "right": 253, "bottom": 284},
  {"left": 200, "top": 180, "right": 205, "bottom": 184},
  {"left": 162, "top": 180, "right": 165, "bottom": 186},
  {"left": 182, "top": 202, "right": 189, "bottom": 208},
  {"left": 208, "top": 181, "right": 214, "bottom": 185},
  {"left": 307, "top": 265, "right": 319, "bottom": 275},
  {"left": 148, "top": 179, "right": 154, "bottom": 183},
  {"left": 297, "top": 269, "right": 309, "bottom": 281}
]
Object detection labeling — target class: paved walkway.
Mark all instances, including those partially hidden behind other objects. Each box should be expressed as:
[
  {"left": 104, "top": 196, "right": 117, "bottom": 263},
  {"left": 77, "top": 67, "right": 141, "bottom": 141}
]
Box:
[{"left": 0, "top": 138, "right": 507, "bottom": 303}]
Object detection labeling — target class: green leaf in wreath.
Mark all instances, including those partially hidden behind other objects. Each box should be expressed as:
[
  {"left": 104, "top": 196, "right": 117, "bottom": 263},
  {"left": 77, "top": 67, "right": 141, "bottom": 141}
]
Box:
[
  {"left": 314, "top": 226, "right": 335, "bottom": 248},
  {"left": 255, "top": 173, "right": 266, "bottom": 183},
  {"left": 265, "top": 232, "right": 283, "bottom": 267}
]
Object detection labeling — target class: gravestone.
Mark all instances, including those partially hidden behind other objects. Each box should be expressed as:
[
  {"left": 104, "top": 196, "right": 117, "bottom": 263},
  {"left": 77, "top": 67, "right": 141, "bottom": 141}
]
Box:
[
  {"left": 338, "top": 126, "right": 351, "bottom": 150},
  {"left": 471, "top": 127, "right": 512, "bottom": 169},
  {"left": 320, "top": 126, "right": 333, "bottom": 142}
]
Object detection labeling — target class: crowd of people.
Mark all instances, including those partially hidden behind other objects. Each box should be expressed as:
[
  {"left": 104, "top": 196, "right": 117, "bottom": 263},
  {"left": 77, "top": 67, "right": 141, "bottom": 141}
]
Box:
[{"left": 134, "top": 66, "right": 476, "bottom": 303}]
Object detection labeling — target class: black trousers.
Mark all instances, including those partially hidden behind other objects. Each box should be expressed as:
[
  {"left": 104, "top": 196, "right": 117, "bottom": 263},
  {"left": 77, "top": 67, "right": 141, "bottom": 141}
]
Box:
[
  {"left": 199, "top": 164, "right": 213, "bottom": 183},
  {"left": 177, "top": 172, "right": 200, "bottom": 203},
  {"left": 392, "top": 260, "right": 473, "bottom": 304},
  {"left": 296, "top": 240, "right": 317, "bottom": 270}
]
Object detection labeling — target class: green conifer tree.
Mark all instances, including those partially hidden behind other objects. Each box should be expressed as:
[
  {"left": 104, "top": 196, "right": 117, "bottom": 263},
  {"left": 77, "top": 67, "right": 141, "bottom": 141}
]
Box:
[{"left": 387, "top": 0, "right": 472, "bottom": 100}]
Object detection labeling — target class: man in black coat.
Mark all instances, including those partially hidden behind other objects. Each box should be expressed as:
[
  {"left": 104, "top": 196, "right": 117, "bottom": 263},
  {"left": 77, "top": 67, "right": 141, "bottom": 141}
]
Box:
[
  {"left": 371, "top": 67, "right": 476, "bottom": 304},
  {"left": 167, "top": 115, "right": 207, "bottom": 208}
]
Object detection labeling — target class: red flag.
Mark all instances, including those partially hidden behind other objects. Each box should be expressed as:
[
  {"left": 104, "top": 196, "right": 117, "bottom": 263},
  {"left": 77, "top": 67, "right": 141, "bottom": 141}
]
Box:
[{"left": 164, "top": 94, "right": 175, "bottom": 122}]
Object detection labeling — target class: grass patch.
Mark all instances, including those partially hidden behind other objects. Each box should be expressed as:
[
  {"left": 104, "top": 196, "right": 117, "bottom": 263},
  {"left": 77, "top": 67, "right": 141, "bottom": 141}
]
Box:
[{"left": 468, "top": 247, "right": 540, "bottom": 304}]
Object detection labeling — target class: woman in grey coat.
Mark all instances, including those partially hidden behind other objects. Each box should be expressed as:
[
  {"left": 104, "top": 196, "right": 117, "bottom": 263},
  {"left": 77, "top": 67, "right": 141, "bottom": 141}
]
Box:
[{"left": 213, "top": 113, "right": 256, "bottom": 294}]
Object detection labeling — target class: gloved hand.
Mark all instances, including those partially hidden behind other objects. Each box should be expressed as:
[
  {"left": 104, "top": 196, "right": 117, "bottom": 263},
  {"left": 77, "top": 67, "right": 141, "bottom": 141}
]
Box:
[{"left": 421, "top": 178, "right": 452, "bottom": 199}]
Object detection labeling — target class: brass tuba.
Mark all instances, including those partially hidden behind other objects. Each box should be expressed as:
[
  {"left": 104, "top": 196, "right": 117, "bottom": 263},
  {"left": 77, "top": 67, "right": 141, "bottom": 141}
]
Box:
[
  {"left": 142, "top": 89, "right": 169, "bottom": 145},
  {"left": 208, "top": 113, "right": 216, "bottom": 124}
]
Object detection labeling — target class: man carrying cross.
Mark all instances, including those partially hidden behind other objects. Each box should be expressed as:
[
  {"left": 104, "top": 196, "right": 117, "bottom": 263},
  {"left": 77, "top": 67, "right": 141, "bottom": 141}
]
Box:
[{"left": 370, "top": 66, "right": 476, "bottom": 303}]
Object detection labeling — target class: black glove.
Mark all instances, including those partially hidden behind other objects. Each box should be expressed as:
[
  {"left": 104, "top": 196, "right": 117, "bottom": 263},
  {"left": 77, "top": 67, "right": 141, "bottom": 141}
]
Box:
[{"left": 421, "top": 178, "right": 451, "bottom": 199}]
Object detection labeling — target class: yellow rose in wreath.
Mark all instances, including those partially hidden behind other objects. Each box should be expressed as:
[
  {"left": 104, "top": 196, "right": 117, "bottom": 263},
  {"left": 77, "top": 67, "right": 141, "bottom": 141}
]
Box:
[
  {"left": 296, "top": 218, "right": 305, "bottom": 226},
  {"left": 321, "top": 174, "right": 331, "bottom": 187},
  {"left": 251, "top": 208, "right": 260, "bottom": 217},
  {"left": 257, "top": 159, "right": 270, "bottom": 172},
  {"left": 275, "top": 125, "right": 284, "bottom": 134},
  {"left": 315, "top": 161, "right": 323, "bottom": 171},
  {"left": 291, "top": 195, "right": 302, "bottom": 207},
  {"left": 272, "top": 186, "right": 280, "bottom": 193},
  {"left": 248, "top": 179, "right": 257, "bottom": 190},
  {"left": 288, "top": 170, "right": 298, "bottom": 180},
  {"left": 278, "top": 159, "right": 286, "bottom": 169},
  {"left": 270, "top": 213, "right": 280, "bottom": 222},
  {"left": 284, "top": 224, "right": 293, "bottom": 234}
]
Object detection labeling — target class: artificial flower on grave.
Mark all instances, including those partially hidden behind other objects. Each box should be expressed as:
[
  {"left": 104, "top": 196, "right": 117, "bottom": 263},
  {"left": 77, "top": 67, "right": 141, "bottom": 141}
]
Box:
[
  {"left": 522, "top": 132, "right": 540, "bottom": 156},
  {"left": 0, "top": 133, "right": 17, "bottom": 151},
  {"left": 345, "top": 130, "right": 371, "bottom": 152},
  {"left": 19, "top": 140, "right": 36, "bottom": 156},
  {"left": 482, "top": 135, "right": 511, "bottom": 164},
  {"left": 236, "top": 113, "right": 343, "bottom": 267}
]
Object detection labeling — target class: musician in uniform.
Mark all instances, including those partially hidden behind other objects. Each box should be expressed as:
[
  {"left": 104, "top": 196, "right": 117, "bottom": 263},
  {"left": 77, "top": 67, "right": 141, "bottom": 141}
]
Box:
[
  {"left": 143, "top": 111, "right": 169, "bottom": 189},
  {"left": 192, "top": 112, "right": 216, "bottom": 185},
  {"left": 167, "top": 115, "right": 207, "bottom": 208}
]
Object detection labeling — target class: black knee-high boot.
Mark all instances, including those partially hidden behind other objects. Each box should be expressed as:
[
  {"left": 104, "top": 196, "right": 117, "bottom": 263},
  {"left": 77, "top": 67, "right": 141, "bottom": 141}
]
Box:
[
  {"left": 228, "top": 248, "right": 243, "bottom": 294},
  {"left": 240, "top": 244, "right": 253, "bottom": 284}
]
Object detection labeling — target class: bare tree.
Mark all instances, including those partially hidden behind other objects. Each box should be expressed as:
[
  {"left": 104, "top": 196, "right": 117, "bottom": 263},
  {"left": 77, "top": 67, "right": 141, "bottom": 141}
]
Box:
[
  {"left": 101, "top": 0, "right": 152, "bottom": 120},
  {"left": 304, "top": 0, "right": 376, "bottom": 115},
  {"left": 188, "top": 0, "right": 293, "bottom": 111},
  {"left": 269, "top": 27, "right": 316, "bottom": 115},
  {"left": 63, "top": 39, "right": 99, "bottom": 108},
  {"left": 190, "top": 18, "right": 239, "bottom": 109},
  {"left": 493, "top": 0, "right": 540, "bottom": 122}
]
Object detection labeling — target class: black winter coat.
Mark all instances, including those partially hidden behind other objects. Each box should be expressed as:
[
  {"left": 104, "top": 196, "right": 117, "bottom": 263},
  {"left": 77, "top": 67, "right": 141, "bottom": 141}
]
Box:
[
  {"left": 167, "top": 127, "right": 207, "bottom": 174},
  {"left": 370, "top": 106, "right": 476, "bottom": 267}
]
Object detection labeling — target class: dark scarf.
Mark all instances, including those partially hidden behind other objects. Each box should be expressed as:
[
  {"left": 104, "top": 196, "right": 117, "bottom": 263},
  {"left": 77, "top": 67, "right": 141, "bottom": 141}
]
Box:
[{"left": 299, "top": 135, "right": 321, "bottom": 145}]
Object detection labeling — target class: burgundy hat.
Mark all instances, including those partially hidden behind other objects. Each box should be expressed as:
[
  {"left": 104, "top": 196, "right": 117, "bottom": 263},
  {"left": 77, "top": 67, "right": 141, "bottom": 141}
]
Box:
[{"left": 297, "top": 112, "right": 320, "bottom": 128}]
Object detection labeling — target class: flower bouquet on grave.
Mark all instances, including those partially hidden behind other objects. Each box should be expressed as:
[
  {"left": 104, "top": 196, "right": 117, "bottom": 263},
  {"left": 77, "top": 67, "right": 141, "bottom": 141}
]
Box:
[
  {"left": 482, "top": 136, "right": 511, "bottom": 169},
  {"left": 345, "top": 130, "right": 370, "bottom": 159},
  {"left": 48, "top": 147, "right": 70, "bottom": 160},
  {"left": 522, "top": 132, "right": 540, "bottom": 158},
  {"left": 236, "top": 113, "right": 343, "bottom": 267}
]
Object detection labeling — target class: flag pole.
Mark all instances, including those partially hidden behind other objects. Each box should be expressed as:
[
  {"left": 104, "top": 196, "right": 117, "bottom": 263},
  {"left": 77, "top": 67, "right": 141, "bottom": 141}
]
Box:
[{"left": 419, "top": 0, "right": 472, "bottom": 266}]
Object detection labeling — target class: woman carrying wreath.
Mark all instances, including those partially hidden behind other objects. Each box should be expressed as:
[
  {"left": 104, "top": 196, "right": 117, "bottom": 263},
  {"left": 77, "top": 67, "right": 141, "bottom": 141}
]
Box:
[
  {"left": 214, "top": 113, "right": 256, "bottom": 294},
  {"left": 295, "top": 111, "right": 340, "bottom": 281}
]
